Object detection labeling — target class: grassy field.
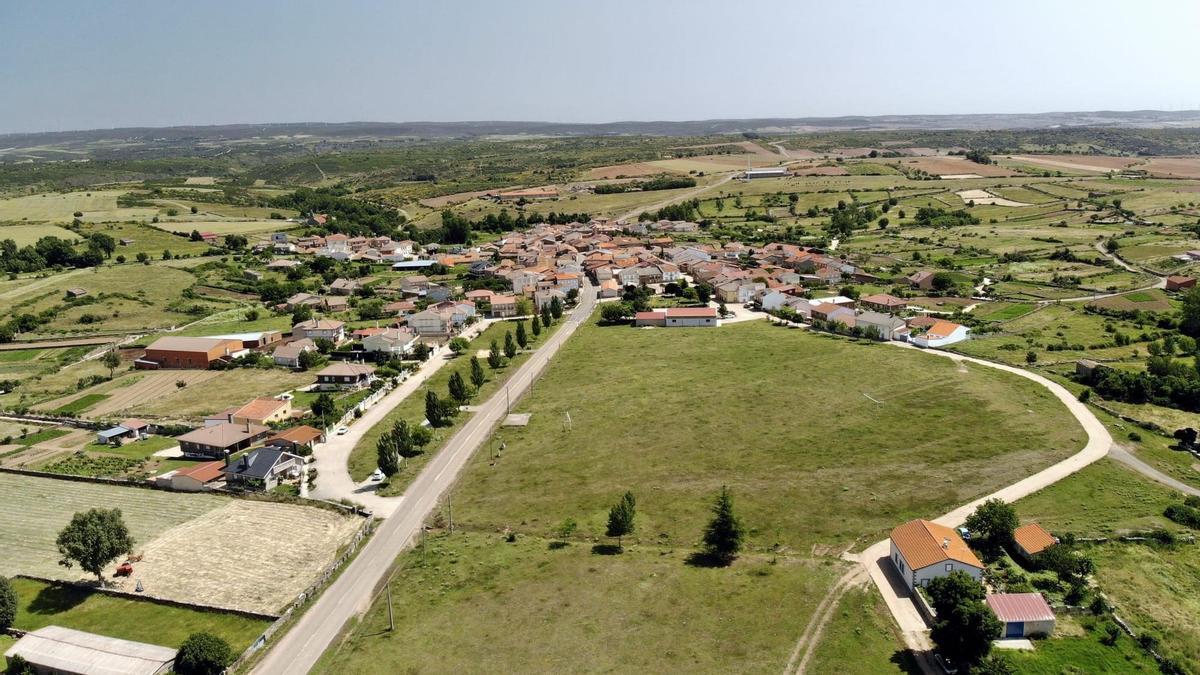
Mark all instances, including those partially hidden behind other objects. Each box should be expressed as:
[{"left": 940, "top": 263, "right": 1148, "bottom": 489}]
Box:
[
  {"left": 0, "top": 190, "right": 156, "bottom": 223},
  {"left": 314, "top": 532, "right": 843, "bottom": 675},
  {"left": 0, "top": 472, "right": 223, "bottom": 580},
  {"left": 0, "top": 223, "right": 81, "bottom": 245},
  {"left": 1013, "top": 459, "right": 1199, "bottom": 672},
  {"left": 446, "top": 321, "right": 1084, "bottom": 552},
  {"left": 67, "top": 368, "right": 311, "bottom": 421},
  {"left": 319, "top": 318, "right": 1085, "bottom": 673},
  {"left": 806, "top": 586, "right": 915, "bottom": 674},
  {"left": 10, "top": 577, "right": 270, "bottom": 653},
  {"left": 51, "top": 392, "right": 108, "bottom": 414}
]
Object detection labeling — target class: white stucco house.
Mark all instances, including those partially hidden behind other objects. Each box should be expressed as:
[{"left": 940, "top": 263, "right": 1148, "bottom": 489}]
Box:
[
  {"left": 910, "top": 320, "right": 970, "bottom": 348},
  {"left": 889, "top": 519, "right": 984, "bottom": 591}
]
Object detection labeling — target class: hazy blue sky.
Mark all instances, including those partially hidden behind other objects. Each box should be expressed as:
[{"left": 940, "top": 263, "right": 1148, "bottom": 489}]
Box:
[{"left": 2, "top": 0, "right": 1199, "bottom": 134}]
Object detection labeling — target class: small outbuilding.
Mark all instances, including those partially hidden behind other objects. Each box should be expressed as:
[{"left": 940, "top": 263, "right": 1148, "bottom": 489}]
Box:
[
  {"left": 1013, "top": 522, "right": 1058, "bottom": 561},
  {"left": 4, "top": 625, "right": 176, "bottom": 675},
  {"left": 986, "top": 593, "right": 1056, "bottom": 638}
]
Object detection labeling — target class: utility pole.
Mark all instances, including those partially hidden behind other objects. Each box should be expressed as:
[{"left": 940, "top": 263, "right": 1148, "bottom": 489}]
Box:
[
  {"left": 386, "top": 581, "right": 394, "bottom": 631},
  {"left": 447, "top": 494, "right": 453, "bottom": 533}
]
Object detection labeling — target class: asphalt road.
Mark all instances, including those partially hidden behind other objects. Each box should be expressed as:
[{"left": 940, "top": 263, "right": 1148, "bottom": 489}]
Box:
[{"left": 252, "top": 282, "right": 597, "bottom": 675}]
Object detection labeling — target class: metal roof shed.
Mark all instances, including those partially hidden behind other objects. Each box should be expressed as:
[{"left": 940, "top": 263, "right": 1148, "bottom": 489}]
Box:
[{"left": 4, "top": 625, "right": 176, "bottom": 675}]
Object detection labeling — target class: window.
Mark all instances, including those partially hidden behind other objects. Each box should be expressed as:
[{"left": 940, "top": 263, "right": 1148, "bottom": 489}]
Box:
[{"left": 945, "top": 563, "right": 953, "bottom": 572}]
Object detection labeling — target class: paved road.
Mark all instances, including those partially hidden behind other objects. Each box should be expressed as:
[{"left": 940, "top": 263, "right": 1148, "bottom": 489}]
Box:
[
  {"left": 253, "top": 283, "right": 597, "bottom": 675},
  {"left": 615, "top": 174, "right": 734, "bottom": 223},
  {"left": 308, "top": 319, "right": 496, "bottom": 516}
]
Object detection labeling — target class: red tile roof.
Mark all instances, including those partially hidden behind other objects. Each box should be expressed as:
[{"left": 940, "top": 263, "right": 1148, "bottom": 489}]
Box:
[
  {"left": 890, "top": 519, "right": 983, "bottom": 570},
  {"left": 666, "top": 307, "right": 717, "bottom": 318},
  {"left": 174, "top": 460, "right": 225, "bottom": 483},
  {"left": 1014, "top": 523, "right": 1056, "bottom": 555}
]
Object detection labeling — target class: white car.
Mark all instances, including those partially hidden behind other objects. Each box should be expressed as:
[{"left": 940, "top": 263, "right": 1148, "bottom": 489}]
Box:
[
  {"left": 369, "top": 469, "right": 386, "bottom": 482},
  {"left": 336, "top": 426, "right": 350, "bottom": 435}
]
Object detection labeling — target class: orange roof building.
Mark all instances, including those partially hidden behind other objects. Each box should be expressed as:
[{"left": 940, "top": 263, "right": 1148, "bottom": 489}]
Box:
[
  {"left": 889, "top": 519, "right": 984, "bottom": 591},
  {"left": 1013, "top": 523, "right": 1057, "bottom": 559}
]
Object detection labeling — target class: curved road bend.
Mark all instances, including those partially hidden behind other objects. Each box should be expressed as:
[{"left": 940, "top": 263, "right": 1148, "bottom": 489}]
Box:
[
  {"left": 853, "top": 345, "right": 1112, "bottom": 672},
  {"left": 253, "top": 282, "right": 597, "bottom": 675}
]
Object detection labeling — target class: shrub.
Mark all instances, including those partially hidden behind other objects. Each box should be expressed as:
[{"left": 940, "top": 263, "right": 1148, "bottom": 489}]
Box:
[
  {"left": 175, "top": 632, "right": 233, "bottom": 675},
  {"left": 0, "top": 575, "right": 16, "bottom": 631}
]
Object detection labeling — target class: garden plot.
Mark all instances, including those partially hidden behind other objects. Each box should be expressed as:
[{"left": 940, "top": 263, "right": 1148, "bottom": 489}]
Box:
[{"left": 106, "top": 500, "right": 362, "bottom": 614}]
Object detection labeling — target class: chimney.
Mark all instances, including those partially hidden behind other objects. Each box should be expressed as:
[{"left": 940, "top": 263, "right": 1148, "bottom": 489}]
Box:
[
  {"left": 242, "top": 454, "right": 249, "bottom": 469},
  {"left": 942, "top": 537, "right": 950, "bottom": 549},
  {"left": 245, "top": 421, "right": 251, "bottom": 433},
  {"left": 223, "top": 449, "right": 231, "bottom": 468}
]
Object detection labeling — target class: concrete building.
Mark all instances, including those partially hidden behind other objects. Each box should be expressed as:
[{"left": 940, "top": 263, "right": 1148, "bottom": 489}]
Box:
[
  {"left": 744, "top": 167, "right": 788, "bottom": 179},
  {"left": 634, "top": 307, "right": 718, "bottom": 327},
  {"left": 889, "top": 519, "right": 984, "bottom": 591},
  {"left": 910, "top": 320, "right": 970, "bottom": 348}
]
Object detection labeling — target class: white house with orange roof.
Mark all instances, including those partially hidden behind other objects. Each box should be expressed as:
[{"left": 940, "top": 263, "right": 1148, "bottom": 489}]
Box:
[
  {"left": 889, "top": 519, "right": 984, "bottom": 591},
  {"left": 910, "top": 320, "right": 970, "bottom": 348}
]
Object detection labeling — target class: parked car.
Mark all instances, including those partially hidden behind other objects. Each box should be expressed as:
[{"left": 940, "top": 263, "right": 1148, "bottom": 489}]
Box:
[
  {"left": 369, "top": 468, "right": 385, "bottom": 482},
  {"left": 934, "top": 653, "right": 959, "bottom": 675},
  {"left": 336, "top": 426, "right": 349, "bottom": 435}
]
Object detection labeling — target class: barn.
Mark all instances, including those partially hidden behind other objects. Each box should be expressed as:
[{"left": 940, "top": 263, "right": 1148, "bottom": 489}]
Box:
[
  {"left": 986, "top": 593, "right": 1057, "bottom": 638},
  {"left": 4, "top": 625, "right": 176, "bottom": 675}
]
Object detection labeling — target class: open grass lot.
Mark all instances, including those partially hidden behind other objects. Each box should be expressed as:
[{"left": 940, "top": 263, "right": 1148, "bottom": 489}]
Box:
[
  {"left": 315, "top": 532, "right": 843, "bottom": 675},
  {"left": 448, "top": 321, "right": 1083, "bottom": 552},
  {"left": 76, "top": 220, "right": 212, "bottom": 257},
  {"left": 1012, "top": 459, "right": 1199, "bottom": 673},
  {"left": 807, "top": 586, "right": 915, "bottom": 674},
  {"left": 153, "top": 218, "right": 293, "bottom": 236},
  {"left": 0, "top": 472, "right": 223, "bottom": 581},
  {"left": 89, "top": 368, "right": 311, "bottom": 421},
  {"left": 0, "top": 223, "right": 81, "bottom": 245},
  {"left": 348, "top": 318, "right": 562, "bottom": 483},
  {"left": 1002, "top": 622, "right": 1158, "bottom": 673},
  {"left": 10, "top": 577, "right": 270, "bottom": 653},
  {"left": 320, "top": 318, "right": 1085, "bottom": 673},
  {"left": 0, "top": 190, "right": 155, "bottom": 223}
]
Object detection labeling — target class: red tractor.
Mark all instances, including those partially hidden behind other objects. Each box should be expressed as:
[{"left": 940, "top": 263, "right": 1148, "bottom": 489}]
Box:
[{"left": 115, "top": 562, "right": 134, "bottom": 577}]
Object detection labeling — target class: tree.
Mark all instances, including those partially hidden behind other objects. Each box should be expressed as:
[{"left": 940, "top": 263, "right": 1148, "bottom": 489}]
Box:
[
  {"left": 175, "top": 632, "right": 233, "bottom": 675},
  {"left": 136, "top": 251, "right": 150, "bottom": 264},
  {"left": 101, "top": 349, "right": 121, "bottom": 378},
  {"left": 470, "top": 356, "right": 486, "bottom": 389},
  {"left": 376, "top": 430, "right": 401, "bottom": 477},
  {"left": 696, "top": 284, "right": 712, "bottom": 304},
  {"left": 931, "top": 271, "right": 955, "bottom": 292},
  {"left": 553, "top": 518, "right": 578, "bottom": 544},
  {"left": 531, "top": 314, "right": 542, "bottom": 337},
  {"left": 291, "top": 305, "right": 314, "bottom": 324},
  {"left": 600, "top": 302, "right": 630, "bottom": 324},
  {"left": 377, "top": 419, "right": 432, "bottom": 475},
  {"left": 488, "top": 339, "right": 503, "bottom": 369},
  {"left": 425, "top": 389, "right": 455, "bottom": 427},
  {"left": 605, "top": 491, "right": 636, "bottom": 548},
  {"left": 702, "top": 486, "right": 744, "bottom": 564},
  {"left": 448, "top": 371, "right": 471, "bottom": 403},
  {"left": 541, "top": 304, "right": 552, "bottom": 328},
  {"left": 964, "top": 498, "right": 1018, "bottom": 558},
  {"left": 1174, "top": 427, "right": 1198, "bottom": 449},
  {"left": 504, "top": 330, "right": 517, "bottom": 359},
  {"left": 1181, "top": 287, "right": 1200, "bottom": 337},
  {"left": 515, "top": 321, "right": 528, "bottom": 349},
  {"left": 310, "top": 393, "right": 336, "bottom": 423},
  {"left": 550, "top": 296, "right": 563, "bottom": 319},
  {"left": 223, "top": 234, "right": 248, "bottom": 251},
  {"left": 0, "top": 576, "right": 16, "bottom": 631},
  {"left": 6, "top": 654, "right": 33, "bottom": 675},
  {"left": 297, "top": 348, "right": 322, "bottom": 371},
  {"left": 448, "top": 337, "right": 470, "bottom": 356},
  {"left": 1025, "top": 350, "right": 1038, "bottom": 365},
  {"left": 718, "top": 301, "right": 731, "bottom": 318},
  {"left": 56, "top": 508, "right": 134, "bottom": 582},
  {"left": 926, "top": 571, "right": 1001, "bottom": 668}
]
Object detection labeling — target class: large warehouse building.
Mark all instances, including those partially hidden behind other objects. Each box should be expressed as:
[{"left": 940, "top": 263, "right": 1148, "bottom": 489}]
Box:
[{"left": 137, "top": 336, "right": 246, "bottom": 369}]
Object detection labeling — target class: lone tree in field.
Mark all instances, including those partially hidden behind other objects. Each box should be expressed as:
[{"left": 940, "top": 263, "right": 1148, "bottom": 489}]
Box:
[
  {"left": 101, "top": 349, "right": 121, "bottom": 378},
  {"left": 515, "top": 321, "right": 528, "bottom": 350},
  {"left": 175, "top": 632, "right": 233, "bottom": 675},
  {"left": 702, "top": 486, "right": 744, "bottom": 565},
  {"left": 56, "top": 508, "right": 134, "bottom": 583},
  {"left": 605, "top": 491, "right": 636, "bottom": 549},
  {"left": 448, "top": 370, "right": 471, "bottom": 403},
  {"left": 531, "top": 315, "right": 542, "bottom": 338},
  {"left": 503, "top": 330, "right": 517, "bottom": 359},
  {"left": 0, "top": 575, "right": 16, "bottom": 632},
  {"left": 470, "top": 356, "right": 486, "bottom": 389},
  {"left": 964, "top": 498, "right": 1018, "bottom": 559},
  {"left": 488, "top": 339, "right": 503, "bottom": 369}
]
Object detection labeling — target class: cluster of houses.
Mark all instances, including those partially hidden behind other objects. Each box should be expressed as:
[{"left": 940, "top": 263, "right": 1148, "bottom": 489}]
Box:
[{"left": 890, "top": 519, "right": 1060, "bottom": 640}]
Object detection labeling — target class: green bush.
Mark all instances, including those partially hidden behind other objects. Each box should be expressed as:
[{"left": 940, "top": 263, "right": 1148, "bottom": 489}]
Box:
[{"left": 175, "top": 632, "right": 234, "bottom": 675}]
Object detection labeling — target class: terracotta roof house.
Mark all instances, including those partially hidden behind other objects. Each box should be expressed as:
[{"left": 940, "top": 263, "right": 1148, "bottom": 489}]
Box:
[
  {"left": 986, "top": 593, "right": 1056, "bottom": 638},
  {"left": 176, "top": 422, "right": 270, "bottom": 459},
  {"left": 158, "top": 460, "right": 225, "bottom": 492},
  {"left": 910, "top": 320, "right": 970, "bottom": 348},
  {"left": 889, "top": 519, "right": 984, "bottom": 591},
  {"left": 292, "top": 319, "right": 345, "bottom": 343},
  {"left": 266, "top": 425, "right": 325, "bottom": 453},
  {"left": 861, "top": 293, "right": 907, "bottom": 313},
  {"left": 1013, "top": 523, "right": 1057, "bottom": 560},
  {"left": 907, "top": 270, "right": 936, "bottom": 290},
  {"left": 231, "top": 397, "right": 292, "bottom": 426}
]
